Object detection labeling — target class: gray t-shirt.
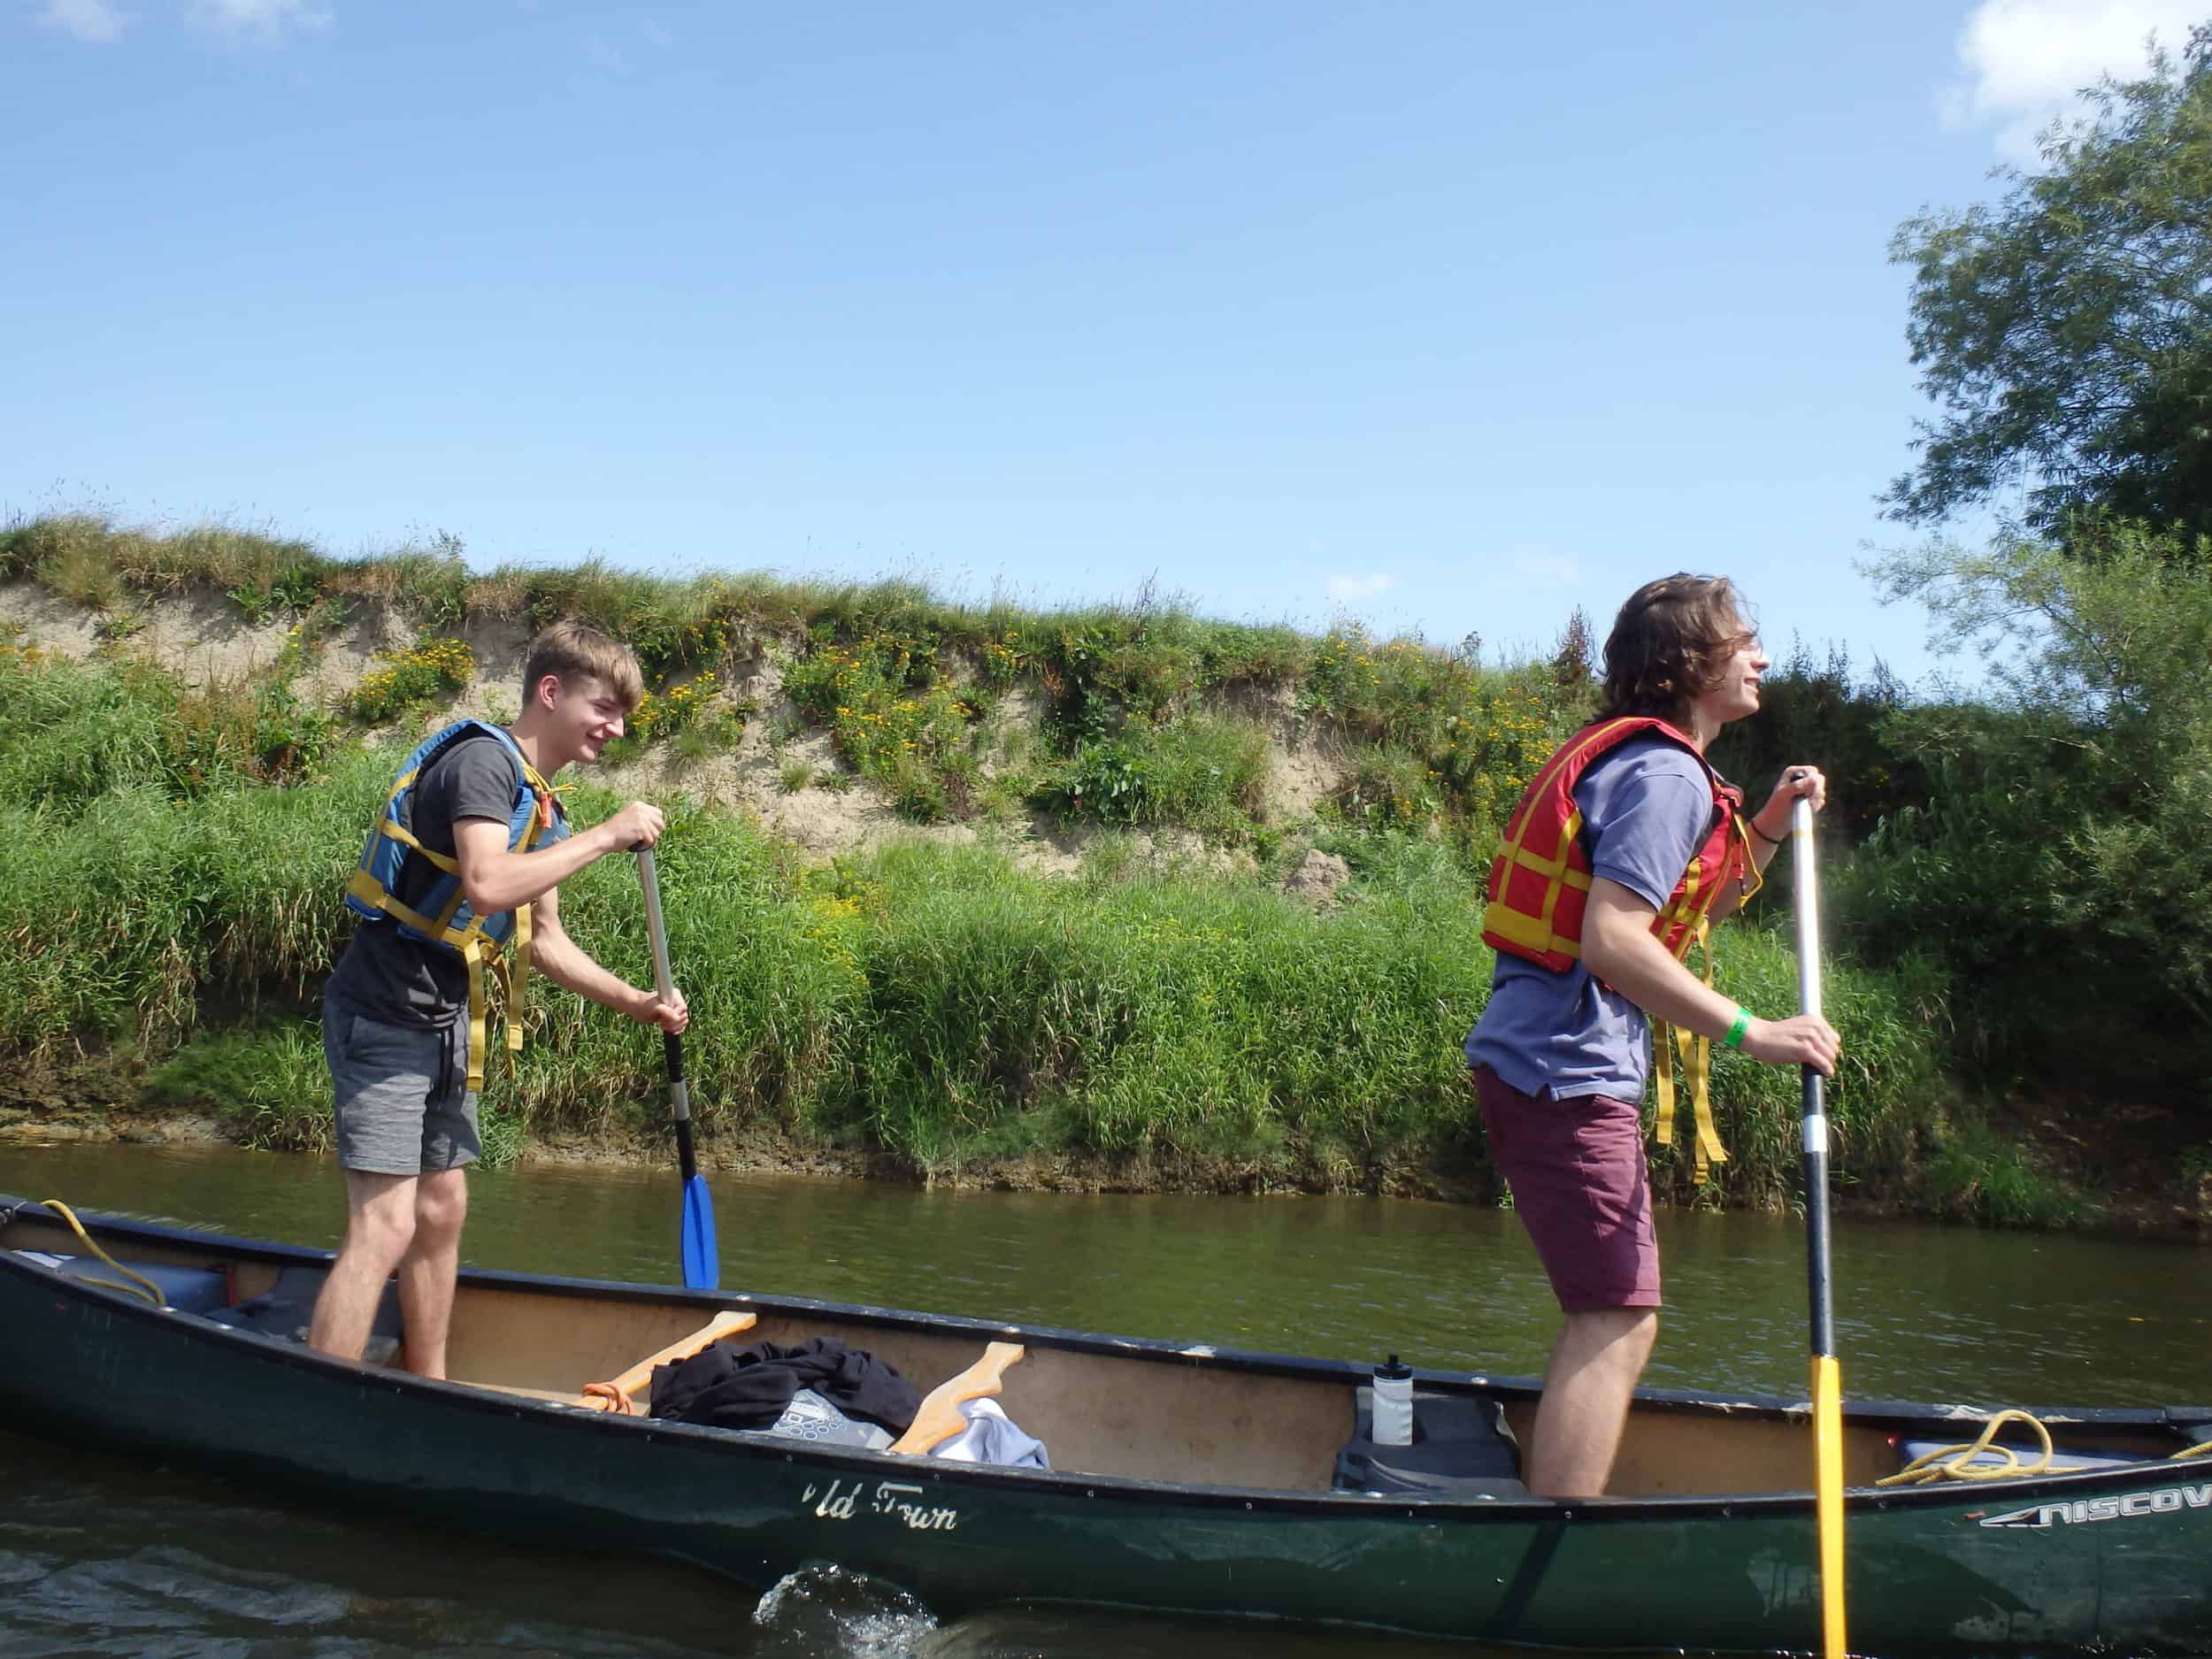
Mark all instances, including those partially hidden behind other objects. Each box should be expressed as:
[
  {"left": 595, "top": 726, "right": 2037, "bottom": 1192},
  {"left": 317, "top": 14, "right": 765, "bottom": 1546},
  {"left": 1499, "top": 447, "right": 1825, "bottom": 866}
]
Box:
[
  {"left": 326, "top": 733, "right": 569, "bottom": 1029},
  {"left": 1465, "top": 735, "right": 1722, "bottom": 1101}
]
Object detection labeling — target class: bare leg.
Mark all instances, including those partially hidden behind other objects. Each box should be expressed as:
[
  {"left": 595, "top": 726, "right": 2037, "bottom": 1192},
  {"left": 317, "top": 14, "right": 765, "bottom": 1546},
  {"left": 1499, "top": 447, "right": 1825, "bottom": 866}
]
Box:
[
  {"left": 308, "top": 1170, "right": 418, "bottom": 1361},
  {"left": 394, "top": 1167, "right": 468, "bottom": 1379},
  {"left": 1525, "top": 1308, "right": 1658, "bottom": 1498}
]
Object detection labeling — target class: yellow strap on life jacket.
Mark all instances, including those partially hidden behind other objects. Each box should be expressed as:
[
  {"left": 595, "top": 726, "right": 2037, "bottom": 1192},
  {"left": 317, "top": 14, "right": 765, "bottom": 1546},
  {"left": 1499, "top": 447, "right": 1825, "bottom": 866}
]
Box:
[
  {"left": 1653, "top": 916, "right": 1731, "bottom": 1183},
  {"left": 1650, "top": 810, "right": 1763, "bottom": 1184},
  {"left": 498, "top": 774, "right": 570, "bottom": 1066}
]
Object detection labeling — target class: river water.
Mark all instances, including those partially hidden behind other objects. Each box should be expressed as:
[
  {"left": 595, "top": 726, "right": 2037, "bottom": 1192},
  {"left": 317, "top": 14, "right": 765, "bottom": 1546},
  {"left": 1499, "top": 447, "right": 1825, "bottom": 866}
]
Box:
[{"left": 3, "top": 1142, "right": 2207, "bottom": 1657}]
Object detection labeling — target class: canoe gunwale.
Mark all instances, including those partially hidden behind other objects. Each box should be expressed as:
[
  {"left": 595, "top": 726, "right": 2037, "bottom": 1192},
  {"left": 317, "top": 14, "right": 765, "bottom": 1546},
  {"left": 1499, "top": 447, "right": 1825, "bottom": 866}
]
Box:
[{"left": 5, "top": 1194, "right": 2209, "bottom": 1526}]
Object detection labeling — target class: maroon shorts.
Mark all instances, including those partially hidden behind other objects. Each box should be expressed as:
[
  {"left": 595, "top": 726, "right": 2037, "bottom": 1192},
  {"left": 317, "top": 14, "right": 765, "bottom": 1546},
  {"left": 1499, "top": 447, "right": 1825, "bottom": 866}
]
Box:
[{"left": 1472, "top": 1066, "right": 1661, "bottom": 1312}]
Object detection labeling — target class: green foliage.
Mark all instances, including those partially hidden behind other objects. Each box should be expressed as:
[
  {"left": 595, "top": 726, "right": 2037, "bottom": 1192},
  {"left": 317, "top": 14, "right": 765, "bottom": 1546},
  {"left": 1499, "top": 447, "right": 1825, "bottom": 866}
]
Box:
[
  {"left": 0, "top": 649, "right": 1958, "bottom": 1212},
  {"left": 345, "top": 635, "right": 476, "bottom": 724},
  {"left": 1302, "top": 627, "right": 1589, "bottom": 836},
  {"left": 1038, "top": 716, "right": 1269, "bottom": 838},
  {"left": 3, "top": 511, "right": 1607, "bottom": 853},
  {"left": 493, "top": 795, "right": 864, "bottom": 1134},
  {"left": 507, "top": 562, "right": 753, "bottom": 680},
  {"left": 1886, "top": 28, "right": 2212, "bottom": 537},
  {"left": 0, "top": 649, "right": 335, "bottom": 804},
  {"left": 825, "top": 841, "right": 1491, "bottom": 1176},
  {"left": 1918, "top": 1118, "right": 2093, "bottom": 1228},
  {"left": 1708, "top": 637, "right": 1924, "bottom": 850},
  {"left": 2, "top": 511, "right": 338, "bottom": 607},
  {"left": 147, "top": 1024, "right": 334, "bottom": 1154},
  {"left": 784, "top": 627, "right": 983, "bottom": 820},
  {"left": 227, "top": 560, "right": 323, "bottom": 624},
  {"left": 1856, "top": 520, "right": 2212, "bottom": 1085},
  {"left": 146, "top": 1020, "right": 526, "bottom": 1168},
  {"left": 627, "top": 672, "right": 747, "bottom": 757},
  {"left": 1646, "top": 927, "right": 1951, "bottom": 1209}
]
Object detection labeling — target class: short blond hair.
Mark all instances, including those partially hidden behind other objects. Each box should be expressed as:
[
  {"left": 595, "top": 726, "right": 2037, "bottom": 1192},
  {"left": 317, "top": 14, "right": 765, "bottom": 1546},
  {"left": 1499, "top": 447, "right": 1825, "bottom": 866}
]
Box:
[{"left": 521, "top": 620, "right": 645, "bottom": 710}]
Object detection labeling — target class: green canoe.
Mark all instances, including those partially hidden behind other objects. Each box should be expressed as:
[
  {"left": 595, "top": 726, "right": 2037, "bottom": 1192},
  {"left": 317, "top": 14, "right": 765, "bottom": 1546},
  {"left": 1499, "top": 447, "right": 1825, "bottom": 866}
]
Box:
[{"left": 4, "top": 1195, "right": 2207, "bottom": 1655}]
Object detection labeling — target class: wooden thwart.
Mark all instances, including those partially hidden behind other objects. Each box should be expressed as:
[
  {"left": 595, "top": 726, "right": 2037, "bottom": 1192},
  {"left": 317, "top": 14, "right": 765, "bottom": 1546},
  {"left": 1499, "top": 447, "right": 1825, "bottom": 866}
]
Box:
[
  {"left": 580, "top": 1310, "right": 757, "bottom": 1414},
  {"left": 891, "top": 1340, "right": 1025, "bottom": 1455}
]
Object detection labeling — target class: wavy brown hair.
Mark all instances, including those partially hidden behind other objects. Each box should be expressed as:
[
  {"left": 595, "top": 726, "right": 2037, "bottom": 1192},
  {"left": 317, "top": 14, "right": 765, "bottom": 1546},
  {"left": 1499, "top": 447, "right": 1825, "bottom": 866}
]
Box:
[{"left": 1596, "top": 574, "right": 1755, "bottom": 722}]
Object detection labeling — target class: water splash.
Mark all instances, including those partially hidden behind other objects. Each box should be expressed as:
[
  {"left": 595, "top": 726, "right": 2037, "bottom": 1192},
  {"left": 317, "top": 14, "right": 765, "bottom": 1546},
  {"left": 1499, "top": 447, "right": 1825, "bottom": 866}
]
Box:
[{"left": 750, "top": 1562, "right": 938, "bottom": 1658}]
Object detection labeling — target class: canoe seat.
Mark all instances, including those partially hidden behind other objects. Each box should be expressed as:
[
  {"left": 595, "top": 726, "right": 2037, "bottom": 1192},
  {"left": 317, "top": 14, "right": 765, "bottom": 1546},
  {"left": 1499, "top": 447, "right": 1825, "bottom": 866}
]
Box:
[
  {"left": 1334, "top": 1386, "right": 1527, "bottom": 1499},
  {"left": 1895, "top": 1438, "right": 2144, "bottom": 1477},
  {"left": 890, "top": 1340, "right": 1025, "bottom": 1455},
  {"left": 579, "top": 1310, "right": 758, "bottom": 1414},
  {"left": 19, "top": 1251, "right": 233, "bottom": 1315}
]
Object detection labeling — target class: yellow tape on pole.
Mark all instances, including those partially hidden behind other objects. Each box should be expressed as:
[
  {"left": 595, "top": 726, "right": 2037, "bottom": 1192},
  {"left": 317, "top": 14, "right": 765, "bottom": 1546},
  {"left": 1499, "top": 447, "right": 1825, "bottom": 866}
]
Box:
[{"left": 1811, "top": 1352, "right": 1847, "bottom": 1658}]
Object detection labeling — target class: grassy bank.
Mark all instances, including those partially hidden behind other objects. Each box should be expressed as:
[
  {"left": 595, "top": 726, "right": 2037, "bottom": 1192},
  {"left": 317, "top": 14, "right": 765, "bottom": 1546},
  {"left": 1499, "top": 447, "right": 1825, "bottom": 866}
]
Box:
[
  {"left": 0, "top": 645, "right": 2008, "bottom": 1218},
  {"left": 0, "top": 511, "right": 2108, "bottom": 1225}
]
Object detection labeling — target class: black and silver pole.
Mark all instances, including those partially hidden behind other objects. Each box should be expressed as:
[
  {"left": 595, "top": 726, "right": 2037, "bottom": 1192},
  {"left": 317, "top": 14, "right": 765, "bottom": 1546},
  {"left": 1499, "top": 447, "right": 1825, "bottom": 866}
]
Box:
[{"left": 1792, "top": 793, "right": 1847, "bottom": 1659}]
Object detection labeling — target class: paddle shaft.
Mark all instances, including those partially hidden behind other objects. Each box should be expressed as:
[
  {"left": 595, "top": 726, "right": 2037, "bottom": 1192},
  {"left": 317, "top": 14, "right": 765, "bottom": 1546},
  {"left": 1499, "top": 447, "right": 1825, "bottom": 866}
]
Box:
[
  {"left": 634, "top": 846, "right": 696, "bottom": 1186},
  {"left": 1791, "top": 796, "right": 1835, "bottom": 1356},
  {"left": 1790, "top": 795, "right": 1847, "bottom": 1659}
]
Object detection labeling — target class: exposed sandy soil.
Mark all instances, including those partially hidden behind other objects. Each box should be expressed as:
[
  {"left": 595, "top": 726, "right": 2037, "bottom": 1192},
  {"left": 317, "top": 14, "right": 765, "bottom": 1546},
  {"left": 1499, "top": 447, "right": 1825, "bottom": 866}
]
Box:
[{"left": 1, "top": 581, "right": 1337, "bottom": 879}]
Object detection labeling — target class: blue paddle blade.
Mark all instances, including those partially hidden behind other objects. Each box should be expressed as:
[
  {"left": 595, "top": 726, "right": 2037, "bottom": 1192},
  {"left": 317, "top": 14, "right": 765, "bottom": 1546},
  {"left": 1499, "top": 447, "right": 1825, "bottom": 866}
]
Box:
[{"left": 680, "top": 1173, "right": 718, "bottom": 1290}]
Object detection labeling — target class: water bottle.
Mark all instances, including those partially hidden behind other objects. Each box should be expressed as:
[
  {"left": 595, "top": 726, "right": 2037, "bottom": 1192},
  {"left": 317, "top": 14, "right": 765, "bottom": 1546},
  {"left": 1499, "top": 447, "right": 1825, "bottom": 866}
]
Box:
[{"left": 1372, "top": 1355, "right": 1414, "bottom": 1447}]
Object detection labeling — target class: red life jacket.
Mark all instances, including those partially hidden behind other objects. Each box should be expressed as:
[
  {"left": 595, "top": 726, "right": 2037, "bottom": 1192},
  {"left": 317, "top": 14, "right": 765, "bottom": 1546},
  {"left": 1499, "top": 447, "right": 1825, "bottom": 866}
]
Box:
[{"left": 1480, "top": 715, "right": 1760, "bottom": 1179}]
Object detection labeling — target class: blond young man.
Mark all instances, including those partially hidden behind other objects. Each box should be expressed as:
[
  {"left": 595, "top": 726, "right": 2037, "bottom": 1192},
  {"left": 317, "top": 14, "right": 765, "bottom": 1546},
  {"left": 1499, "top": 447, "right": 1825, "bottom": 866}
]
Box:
[{"left": 309, "top": 621, "right": 688, "bottom": 1376}]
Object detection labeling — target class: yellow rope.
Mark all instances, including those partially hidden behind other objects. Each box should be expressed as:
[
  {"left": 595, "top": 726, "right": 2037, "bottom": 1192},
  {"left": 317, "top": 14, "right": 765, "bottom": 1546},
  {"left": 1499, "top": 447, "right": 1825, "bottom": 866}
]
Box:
[
  {"left": 36, "top": 1198, "right": 168, "bottom": 1307},
  {"left": 1878, "top": 1407, "right": 2212, "bottom": 1485},
  {"left": 1877, "top": 1408, "right": 2054, "bottom": 1486}
]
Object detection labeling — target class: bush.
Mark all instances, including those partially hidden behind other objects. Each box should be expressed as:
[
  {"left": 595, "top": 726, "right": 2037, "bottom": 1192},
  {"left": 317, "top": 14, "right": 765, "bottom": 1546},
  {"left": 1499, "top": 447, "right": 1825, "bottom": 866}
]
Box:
[
  {"left": 784, "top": 628, "right": 983, "bottom": 819},
  {"left": 1646, "top": 926, "right": 1952, "bottom": 1208},
  {"left": 1855, "top": 520, "right": 2212, "bottom": 1092},
  {"left": 1917, "top": 1118, "right": 2093, "bottom": 1228},
  {"left": 346, "top": 635, "right": 475, "bottom": 724},
  {"left": 1037, "top": 715, "right": 1268, "bottom": 837}
]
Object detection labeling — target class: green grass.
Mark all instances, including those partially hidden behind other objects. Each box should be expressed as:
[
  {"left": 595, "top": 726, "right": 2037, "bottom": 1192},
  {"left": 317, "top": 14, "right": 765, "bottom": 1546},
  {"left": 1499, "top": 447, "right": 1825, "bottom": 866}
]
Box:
[
  {"left": 0, "top": 516, "right": 2023, "bottom": 1216},
  {"left": 1645, "top": 928, "right": 1952, "bottom": 1210},
  {"left": 1917, "top": 1118, "right": 2094, "bottom": 1228},
  {"left": 824, "top": 840, "right": 1493, "bottom": 1179},
  {"left": 0, "top": 641, "right": 1969, "bottom": 1211}
]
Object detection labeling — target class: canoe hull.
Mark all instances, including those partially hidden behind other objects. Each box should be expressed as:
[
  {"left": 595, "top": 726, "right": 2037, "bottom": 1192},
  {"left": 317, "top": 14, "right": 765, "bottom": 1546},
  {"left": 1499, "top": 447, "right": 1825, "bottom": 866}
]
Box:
[{"left": 5, "top": 1212, "right": 2209, "bottom": 1654}]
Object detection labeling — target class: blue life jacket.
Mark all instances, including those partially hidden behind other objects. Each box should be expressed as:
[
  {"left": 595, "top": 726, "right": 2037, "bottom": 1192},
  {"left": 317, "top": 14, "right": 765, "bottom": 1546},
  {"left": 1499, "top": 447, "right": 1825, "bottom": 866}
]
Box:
[{"left": 343, "top": 719, "right": 565, "bottom": 1089}]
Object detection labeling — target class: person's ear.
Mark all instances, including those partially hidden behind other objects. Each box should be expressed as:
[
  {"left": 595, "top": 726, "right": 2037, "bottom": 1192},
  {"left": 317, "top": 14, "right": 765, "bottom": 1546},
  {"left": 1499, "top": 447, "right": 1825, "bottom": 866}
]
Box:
[{"left": 533, "top": 672, "right": 563, "bottom": 711}]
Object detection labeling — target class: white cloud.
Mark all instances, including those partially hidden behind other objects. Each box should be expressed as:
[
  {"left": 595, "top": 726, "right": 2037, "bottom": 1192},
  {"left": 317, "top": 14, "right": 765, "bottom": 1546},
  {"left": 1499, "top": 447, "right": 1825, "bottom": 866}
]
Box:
[
  {"left": 35, "top": 0, "right": 128, "bottom": 42},
  {"left": 643, "top": 17, "right": 672, "bottom": 48},
  {"left": 1326, "top": 572, "right": 1400, "bottom": 603},
  {"left": 188, "top": 0, "right": 332, "bottom": 36},
  {"left": 1943, "top": 1, "right": 2196, "bottom": 158},
  {"left": 582, "top": 30, "right": 626, "bottom": 72},
  {"left": 1512, "top": 553, "right": 1580, "bottom": 588}
]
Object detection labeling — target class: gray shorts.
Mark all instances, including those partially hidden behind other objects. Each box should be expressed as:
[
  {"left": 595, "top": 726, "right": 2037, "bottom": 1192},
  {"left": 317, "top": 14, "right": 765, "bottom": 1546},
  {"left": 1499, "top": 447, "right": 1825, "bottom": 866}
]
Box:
[{"left": 323, "top": 992, "right": 480, "bottom": 1175}]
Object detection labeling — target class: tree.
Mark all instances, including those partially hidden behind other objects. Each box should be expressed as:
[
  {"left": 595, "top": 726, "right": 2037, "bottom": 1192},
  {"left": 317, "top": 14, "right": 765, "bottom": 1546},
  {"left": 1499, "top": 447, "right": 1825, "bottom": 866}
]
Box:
[
  {"left": 1549, "top": 606, "right": 1594, "bottom": 687},
  {"left": 1852, "top": 520, "right": 2212, "bottom": 1092},
  {"left": 1886, "top": 28, "right": 2212, "bottom": 541}
]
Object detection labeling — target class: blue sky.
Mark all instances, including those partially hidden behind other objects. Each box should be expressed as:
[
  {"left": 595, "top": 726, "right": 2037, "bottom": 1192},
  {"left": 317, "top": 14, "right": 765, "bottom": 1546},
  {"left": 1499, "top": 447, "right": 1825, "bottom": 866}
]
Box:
[{"left": 5, "top": 1, "right": 2200, "bottom": 685}]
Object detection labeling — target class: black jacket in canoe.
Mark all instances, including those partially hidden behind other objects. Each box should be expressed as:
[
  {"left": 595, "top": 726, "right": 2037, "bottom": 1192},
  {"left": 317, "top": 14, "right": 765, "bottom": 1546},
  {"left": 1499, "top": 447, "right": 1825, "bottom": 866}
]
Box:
[{"left": 649, "top": 1336, "right": 921, "bottom": 1433}]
